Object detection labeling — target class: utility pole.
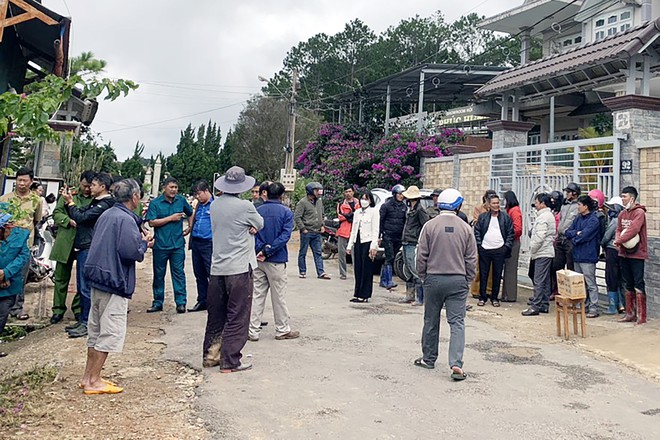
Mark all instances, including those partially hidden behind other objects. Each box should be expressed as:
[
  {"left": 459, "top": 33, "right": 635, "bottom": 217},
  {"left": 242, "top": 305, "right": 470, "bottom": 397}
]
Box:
[{"left": 281, "top": 70, "right": 297, "bottom": 191}]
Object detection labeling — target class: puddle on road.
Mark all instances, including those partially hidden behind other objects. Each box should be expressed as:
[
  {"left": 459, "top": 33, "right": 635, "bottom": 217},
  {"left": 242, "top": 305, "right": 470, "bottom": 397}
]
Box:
[{"left": 467, "top": 339, "right": 609, "bottom": 391}]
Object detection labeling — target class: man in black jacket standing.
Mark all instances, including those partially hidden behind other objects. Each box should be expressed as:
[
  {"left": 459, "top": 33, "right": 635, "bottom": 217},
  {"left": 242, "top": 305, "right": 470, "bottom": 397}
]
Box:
[
  {"left": 62, "top": 172, "right": 116, "bottom": 338},
  {"left": 379, "top": 185, "right": 407, "bottom": 289},
  {"left": 400, "top": 186, "right": 429, "bottom": 304},
  {"left": 473, "top": 194, "right": 514, "bottom": 307}
]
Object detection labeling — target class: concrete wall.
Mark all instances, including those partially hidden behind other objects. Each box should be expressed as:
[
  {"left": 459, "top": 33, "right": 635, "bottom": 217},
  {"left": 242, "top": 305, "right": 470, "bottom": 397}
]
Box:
[{"left": 640, "top": 145, "right": 660, "bottom": 318}]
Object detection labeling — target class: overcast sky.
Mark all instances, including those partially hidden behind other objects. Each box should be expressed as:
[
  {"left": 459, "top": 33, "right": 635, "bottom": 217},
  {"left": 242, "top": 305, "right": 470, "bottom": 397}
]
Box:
[{"left": 42, "top": 0, "right": 520, "bottom": 160}]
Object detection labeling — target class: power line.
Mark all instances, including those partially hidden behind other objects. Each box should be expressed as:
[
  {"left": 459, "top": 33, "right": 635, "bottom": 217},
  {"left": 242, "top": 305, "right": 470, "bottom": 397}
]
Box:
[{"left": 99, "top": 100, "right": 248, "bottom": 134}]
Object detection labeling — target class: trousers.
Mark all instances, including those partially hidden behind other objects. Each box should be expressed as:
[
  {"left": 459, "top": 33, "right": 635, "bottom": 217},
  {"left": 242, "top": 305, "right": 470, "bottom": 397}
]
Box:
[
  {"left": 249, "top": 262, "right": 291, "bottom": 339},
  {"left": 190, "top": 238, "right": 212, "bottom": 305},
  {"left": 152, "top": 248, "right": 187, "bottom": 307},
  {"left": 52, "top": 250, "right": 82, "bottom": 316}
]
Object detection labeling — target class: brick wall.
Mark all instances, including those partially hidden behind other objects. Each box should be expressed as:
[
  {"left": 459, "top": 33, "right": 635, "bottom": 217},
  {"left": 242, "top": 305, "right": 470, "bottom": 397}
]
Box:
[
  {"left": 423, "top": 158, "right": 453, "bottom": 190},
  {"left": 640, "top": 146, "right": 660, "bottom": 318}
]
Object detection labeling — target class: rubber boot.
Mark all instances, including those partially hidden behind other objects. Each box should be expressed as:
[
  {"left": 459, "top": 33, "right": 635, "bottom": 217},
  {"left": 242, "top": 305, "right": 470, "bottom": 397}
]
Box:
[
  {"left": 636, "top": 292, "right": 647, "bottom": 325},
  {"left": 399, "top": 286, "right": 415, "bottom": 303},
  {"left": 604, "top": 291, "right": 618, "bottom": 315},
  {"left": 618, "top": 291, "right": 637, "bottom": 322}
]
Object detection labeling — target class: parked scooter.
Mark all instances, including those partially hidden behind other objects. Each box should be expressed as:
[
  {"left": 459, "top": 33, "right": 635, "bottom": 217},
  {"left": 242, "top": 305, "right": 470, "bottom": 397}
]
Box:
[
  {"left": 27, "top": 215, "right": 56, "bottom": 283},
  {"left": 321, "top": 218, "right": 339, "bottom": 260}
]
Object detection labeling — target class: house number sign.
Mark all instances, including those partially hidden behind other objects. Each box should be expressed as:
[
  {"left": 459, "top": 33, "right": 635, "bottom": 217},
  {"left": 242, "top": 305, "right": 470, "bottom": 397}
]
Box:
[{"left": 620, "top": 159, "right": 633, "bottom": 175}]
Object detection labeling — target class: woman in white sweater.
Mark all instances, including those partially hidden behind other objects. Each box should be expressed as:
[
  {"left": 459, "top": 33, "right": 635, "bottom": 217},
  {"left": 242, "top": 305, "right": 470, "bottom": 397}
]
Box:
[{"left": 346, "top": 189, "right": 380, "bottom": 303}]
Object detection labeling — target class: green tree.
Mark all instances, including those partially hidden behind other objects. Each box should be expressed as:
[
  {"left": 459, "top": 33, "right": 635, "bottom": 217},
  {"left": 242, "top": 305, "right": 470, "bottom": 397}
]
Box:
[
  {"left": 121, "top": 142, "right": 146, "bottom": 183},
  {"left": 70, "top": 51, "right": 108, "bottom": 76}
]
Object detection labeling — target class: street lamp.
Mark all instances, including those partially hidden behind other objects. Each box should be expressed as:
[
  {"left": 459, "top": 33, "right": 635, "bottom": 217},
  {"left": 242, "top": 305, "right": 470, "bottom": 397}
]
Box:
[{"left": 258, "top": 73, "right": 298, "bottom": 191}]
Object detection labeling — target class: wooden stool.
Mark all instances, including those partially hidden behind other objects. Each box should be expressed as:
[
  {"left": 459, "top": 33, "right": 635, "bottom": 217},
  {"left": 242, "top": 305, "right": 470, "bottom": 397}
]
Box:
[{"left": 555, "top": 295, "right": 586, "bottom": 340}]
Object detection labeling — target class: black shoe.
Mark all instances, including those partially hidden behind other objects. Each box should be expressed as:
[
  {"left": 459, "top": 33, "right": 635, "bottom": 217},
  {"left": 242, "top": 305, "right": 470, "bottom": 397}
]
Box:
[
  {"left": 50, "top": 314, "right": 64, "bottom": 325},
  {"left": 539, "top": 307, "right": 549, "bottom": 314},
  {"left": 176, "top": 305, "right": 186, "bottom": 314},
  {"left": 146, "top": 306, "right": 163, "bottom": 313},
  {"left": 65, "top": 321, "right": 82, "bottom": 331},
  {"left": 521, "top": 308, "right": 540, "bottom": 316},
  {"left": 188, "top": 303, "right": 207, "bottom": 312}
]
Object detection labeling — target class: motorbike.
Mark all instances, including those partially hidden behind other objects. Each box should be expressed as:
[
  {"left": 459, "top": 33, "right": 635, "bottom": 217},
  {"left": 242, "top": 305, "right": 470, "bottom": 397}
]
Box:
[
  {"left": 27, "top": 215, "right": 57, "bottom": 284},
  {"left": 321, "top": 218, "right": 339, "bottom": 260}
]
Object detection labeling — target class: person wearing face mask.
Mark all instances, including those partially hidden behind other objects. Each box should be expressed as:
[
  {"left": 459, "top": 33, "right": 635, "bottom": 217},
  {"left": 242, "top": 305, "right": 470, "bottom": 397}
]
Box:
[
  {"left": 565, "top": 195, "right": 602, "bottom": 318},
  {"left": 614, "top": 186, "right": 648, "bottom": 325},
  {"left": 379, "top": 185, "right": 407, "bottom": 289},
  {"left": 346, "top": 189, "right": 380, "bottom": 303}
]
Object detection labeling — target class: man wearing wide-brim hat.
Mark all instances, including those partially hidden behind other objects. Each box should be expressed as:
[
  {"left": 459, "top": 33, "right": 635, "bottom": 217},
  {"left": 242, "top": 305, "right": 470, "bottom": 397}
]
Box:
[
  {"left": 400, "top": 185, "right": 430, "bottom": 305},
  {"left": 202, "top": 166, "right": 264, "bottom": 373}
]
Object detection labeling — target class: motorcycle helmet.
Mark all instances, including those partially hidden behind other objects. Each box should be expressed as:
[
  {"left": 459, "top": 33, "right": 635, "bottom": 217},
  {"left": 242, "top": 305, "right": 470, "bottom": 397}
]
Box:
[
  {"left": 437, "top": 188, "right": 464, "bottom": 211},
  {"left": 563, "top": 182, "right": 581, "bottom": 195},
  {"left": 391, "top": 184, "right": 405, "bottom": 196},
  {"left": 550, "top": 190, "right": 564, "bottom": 211},
  {"left": 305, "top": 182, "right": 323, "bottom": 196},
  {"left": 588, "top": 189, "right": 605, "bottom": 208}
]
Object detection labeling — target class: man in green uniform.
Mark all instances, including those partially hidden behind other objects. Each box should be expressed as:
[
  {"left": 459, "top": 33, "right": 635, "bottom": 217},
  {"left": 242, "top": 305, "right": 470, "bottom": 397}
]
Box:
[
  {"left": 49, "top": 171, "right": 94, "bottom": 325},
  {"left": 145, "top": 177, "right": 193, "bottom": 313}
]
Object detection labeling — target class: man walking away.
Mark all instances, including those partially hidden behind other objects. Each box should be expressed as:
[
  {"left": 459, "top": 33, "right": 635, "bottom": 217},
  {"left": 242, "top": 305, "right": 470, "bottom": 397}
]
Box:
[
  {"left": 188, "top": 180, "right": 214, "bottom": 312},
  {"left": 473, "top": 194, "right": 514, "bottom": 307},
  {"left": 80, "top": 179, "right": 152, "bottom": 394},
  {"left": 145, "top": 177, "right": 194, "bottom": 313},
  {"left": 614, "top": 186, "right": 648, "bottom": 325},
  {"left": 415, "top": 189, "right": 477, "bottom": 381},
  {"left": 62, "top": 172, "right": 116, "bottom": 338},
  {"left": 294, "top": 182, "right": 330, "bottom": 279},
  {"left": 400, "top": 185, "right": 429, "bottom": 305},
  {"left": 0, "top": 167, "right": 43, "bottom": 320},
  {"left": 337, "top": 186, "right": 357, "bottom": 280},
  {"left": 249, "top": 182, "right": 299, "bottom": 342},
  {"left": 49, "top": 170, "right": 94, "bottom": 324},
  {"left": 203, "top": 166, "right": 263, "bottom": 373},
  {"left": 379, "top": 185, "right": 407, "bottom": 289},
  {"left": 522, "top": 193, "right": 556, "bottom": 316}
]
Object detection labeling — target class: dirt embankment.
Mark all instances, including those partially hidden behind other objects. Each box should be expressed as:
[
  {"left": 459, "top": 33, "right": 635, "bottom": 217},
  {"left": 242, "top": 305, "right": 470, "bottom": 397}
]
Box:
[{"left": 0, "top": 257, "right": 210, "bottom": 440}]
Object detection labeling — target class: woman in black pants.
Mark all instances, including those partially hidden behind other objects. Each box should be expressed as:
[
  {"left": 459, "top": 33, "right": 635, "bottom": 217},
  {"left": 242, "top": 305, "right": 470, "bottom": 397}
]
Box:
[{"left": 346, "top": 189, "right": 380, "bottom": 303}]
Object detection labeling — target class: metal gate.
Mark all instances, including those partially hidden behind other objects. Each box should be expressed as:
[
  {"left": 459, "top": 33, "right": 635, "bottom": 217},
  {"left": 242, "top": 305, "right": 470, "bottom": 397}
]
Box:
[{"left": 489, "top": 136, "right": 622, "bottom": 252}]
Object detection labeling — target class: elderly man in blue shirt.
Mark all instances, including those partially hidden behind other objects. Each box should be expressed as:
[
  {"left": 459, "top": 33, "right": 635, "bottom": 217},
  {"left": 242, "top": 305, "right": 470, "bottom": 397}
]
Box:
[
  {"left": 188, "top": 180, "right": 214, "bottom": 312},
  {"left": 145, "top": 176, "right": 194, "bottom": 314}
]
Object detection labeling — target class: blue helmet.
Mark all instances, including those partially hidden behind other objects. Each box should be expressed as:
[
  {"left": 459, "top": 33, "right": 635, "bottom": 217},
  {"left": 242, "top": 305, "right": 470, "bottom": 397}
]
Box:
[
  {"left": 391, "top": 184, "right": 405, "bottom": 196},
  {"left": 437, "top": 188, "right": 464, "bottom": 211},
  {"left": 0, "top": 212, "right": 11, "bottom": 228}
]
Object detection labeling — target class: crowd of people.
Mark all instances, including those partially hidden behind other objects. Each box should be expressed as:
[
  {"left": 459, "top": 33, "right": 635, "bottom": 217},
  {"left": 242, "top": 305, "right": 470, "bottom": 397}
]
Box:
[{"left": 0, "top": 165, "right": 650, "bottom": 384}]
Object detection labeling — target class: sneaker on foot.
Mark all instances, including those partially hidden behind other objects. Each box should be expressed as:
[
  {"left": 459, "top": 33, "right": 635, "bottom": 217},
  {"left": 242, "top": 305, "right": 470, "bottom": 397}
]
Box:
[{"left": 275, "top": 330, "right": 300, "bottom": 340}]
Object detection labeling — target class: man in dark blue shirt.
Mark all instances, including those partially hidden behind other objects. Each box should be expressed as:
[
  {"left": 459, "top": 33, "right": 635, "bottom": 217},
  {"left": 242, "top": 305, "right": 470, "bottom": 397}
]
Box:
[
  {"left": 248, "top": 182, "right": 299, "bottom": 342},
  {"left": 188, "top": 180, "right": 213, "bottom": 312},
  {"left": 145, "top": 177, "right": 193, "bottom": 314}
]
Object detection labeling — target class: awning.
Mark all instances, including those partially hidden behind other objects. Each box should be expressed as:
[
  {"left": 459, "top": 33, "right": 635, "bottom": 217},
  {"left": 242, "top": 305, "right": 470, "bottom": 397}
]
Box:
[
  {"left": 479, "top": 0, "right": 582, "bottom": 37},
  {"left": 475, "top": 18, "right": 660, "bottom": 101},
  {"left": 336, "top": 63, "right": 507, "bottom": 105}
]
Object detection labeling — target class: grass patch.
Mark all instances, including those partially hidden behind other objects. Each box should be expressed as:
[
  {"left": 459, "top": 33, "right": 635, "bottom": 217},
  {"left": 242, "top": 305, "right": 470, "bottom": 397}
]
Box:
[
  {"left": 0, "top": 326, "right": 27, "bottom": 343},
  {"left": 0, "top": 365, "right": 58, "bottom": 429}
]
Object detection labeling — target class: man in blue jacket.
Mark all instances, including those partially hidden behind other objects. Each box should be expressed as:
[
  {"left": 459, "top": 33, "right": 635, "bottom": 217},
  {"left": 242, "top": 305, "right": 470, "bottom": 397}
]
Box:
[
  {"left": 565, "top": 195, "right": 603, "bottom": 318},
  {"left": 80, "top": 179, "right": 153, "bottom": 394},
  {"left": 248, "top": 182, "right": 299, "bottom": 342},
  {"left": 0, "top": 207, "right": 30, "bottom": 358}
]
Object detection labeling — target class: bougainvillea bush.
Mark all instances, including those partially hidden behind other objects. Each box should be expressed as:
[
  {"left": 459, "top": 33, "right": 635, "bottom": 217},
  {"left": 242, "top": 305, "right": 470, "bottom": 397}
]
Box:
[{"left": 295, "top": 124, "right": 464, "bottom": 215}]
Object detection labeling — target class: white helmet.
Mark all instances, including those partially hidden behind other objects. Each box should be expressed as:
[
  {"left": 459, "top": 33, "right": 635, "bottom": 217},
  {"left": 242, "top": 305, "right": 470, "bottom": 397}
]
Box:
[{"left": 438, "top": 188, "right": 464, "bottom": 211}]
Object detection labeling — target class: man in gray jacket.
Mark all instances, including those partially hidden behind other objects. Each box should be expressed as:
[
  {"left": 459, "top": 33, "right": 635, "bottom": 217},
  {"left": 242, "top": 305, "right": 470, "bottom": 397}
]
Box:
[
  {"left": 523, "top": 193, "right": 556, "bottom": 316},
  {"left": 203, "top": 167, "right": 264, "bottom": 373},
  {"left": 414, "top": 189, "right": 477, "bottom": 381},
  {"left": 551, "top": 182, "right": 580, "bottom": 299}
]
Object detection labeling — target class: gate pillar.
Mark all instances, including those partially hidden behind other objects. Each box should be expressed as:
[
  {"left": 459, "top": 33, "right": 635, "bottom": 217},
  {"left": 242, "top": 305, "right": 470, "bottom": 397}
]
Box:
[{"left": 486, "top": 120, "right": 535, "bottom": 149}]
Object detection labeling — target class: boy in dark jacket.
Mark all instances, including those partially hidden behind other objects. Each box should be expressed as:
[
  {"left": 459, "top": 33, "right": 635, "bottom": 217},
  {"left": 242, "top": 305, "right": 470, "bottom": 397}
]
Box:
[
  {"left": 379, "top": 185, "right": 407, "bottom": 289},
  {"left": 400, "top": 186, "right": 430, "bottom": 304},
  {"left": 565, "top": 195, "right": 602, "bottom": 318}
]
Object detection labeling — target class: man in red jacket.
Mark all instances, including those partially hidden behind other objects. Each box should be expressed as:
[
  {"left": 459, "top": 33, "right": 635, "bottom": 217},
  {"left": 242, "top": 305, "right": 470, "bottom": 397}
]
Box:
[{"left": 614, "top": 186, "right": 648, "bottom": 325}]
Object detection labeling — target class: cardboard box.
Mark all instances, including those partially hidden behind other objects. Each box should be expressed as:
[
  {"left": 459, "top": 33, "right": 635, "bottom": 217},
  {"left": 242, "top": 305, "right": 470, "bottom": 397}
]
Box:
[{"left": 556, "top": 269, "right": 587, "bottom": 300}]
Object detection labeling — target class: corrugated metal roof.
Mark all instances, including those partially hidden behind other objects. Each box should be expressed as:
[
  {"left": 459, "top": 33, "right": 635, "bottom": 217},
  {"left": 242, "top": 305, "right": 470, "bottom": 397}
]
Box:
[{"left": 475, "top": 18, "right": 660, "bottom": 98}]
